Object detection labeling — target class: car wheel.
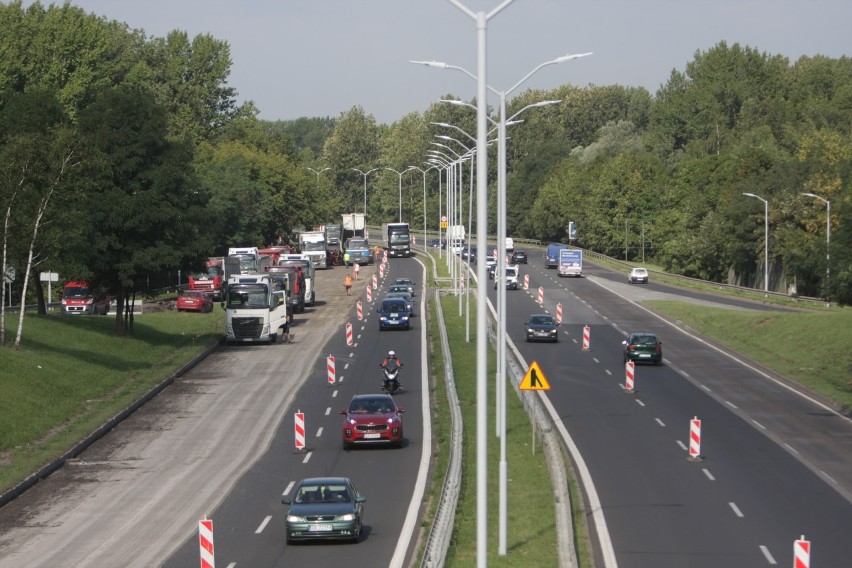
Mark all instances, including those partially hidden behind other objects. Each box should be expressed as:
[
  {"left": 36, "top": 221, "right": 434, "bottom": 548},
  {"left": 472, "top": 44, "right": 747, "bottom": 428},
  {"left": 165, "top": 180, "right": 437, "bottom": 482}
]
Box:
[
  {"left": 655, "top": 359, "right": 663, "bottom": 366},
  {"left": 343, "top": 441, "right": 352, "bottom": 451},
  {"left": 553, "top": 337, "right": 559, "bottom": 343}
]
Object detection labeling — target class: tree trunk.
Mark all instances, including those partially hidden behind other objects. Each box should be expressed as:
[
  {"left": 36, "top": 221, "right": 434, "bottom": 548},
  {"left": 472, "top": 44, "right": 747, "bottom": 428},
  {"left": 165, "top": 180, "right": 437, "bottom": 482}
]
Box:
[
  {"left": 113, "top": 285, "right": 126, "bottom": 336},
  {"left": 32, "top": 267, "right": 46, "bottom": 315}
]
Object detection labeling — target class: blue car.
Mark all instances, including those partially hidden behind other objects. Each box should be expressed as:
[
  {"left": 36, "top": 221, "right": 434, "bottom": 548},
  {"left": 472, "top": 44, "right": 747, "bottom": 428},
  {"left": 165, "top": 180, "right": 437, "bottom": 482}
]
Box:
[{"left": 377, "top": 298, "right": 411, "bottom": 331}]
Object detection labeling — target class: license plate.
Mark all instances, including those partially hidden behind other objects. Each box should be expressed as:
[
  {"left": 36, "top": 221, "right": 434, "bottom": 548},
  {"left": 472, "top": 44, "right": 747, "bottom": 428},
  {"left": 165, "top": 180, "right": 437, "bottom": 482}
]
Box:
[
  {"left": 390, "top": 312, "right": 399, "bottom": 317},
  {"left": 308, "top": 524, "right": 333, "bottom": 532},
  {"left": 364, "top": 433, "right": 381, "bottom": 439},
  {"left": 639, "top": 354, "right": 651, "bottom": 358}
]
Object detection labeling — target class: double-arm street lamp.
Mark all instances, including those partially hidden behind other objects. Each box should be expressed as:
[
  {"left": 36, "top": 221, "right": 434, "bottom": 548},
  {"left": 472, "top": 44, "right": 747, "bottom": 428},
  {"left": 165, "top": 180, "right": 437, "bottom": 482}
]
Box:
[
  {"left": 743, "top": 192, "right": 769, "bottom": 293},
  {"left": 352, "top": 167, "right": 380, "bottom": 217},
  {"left": 306, "top": 167, "right": 330, "bottom": 185},
  {"left": 407, "top": 165, "right": 439, "bottom": 251},
  {"left": 385, "top": 167, "right": 416, "bottom": 222},
  {"left": 802, "top": 192, "right": 831, "bottom": 301}
]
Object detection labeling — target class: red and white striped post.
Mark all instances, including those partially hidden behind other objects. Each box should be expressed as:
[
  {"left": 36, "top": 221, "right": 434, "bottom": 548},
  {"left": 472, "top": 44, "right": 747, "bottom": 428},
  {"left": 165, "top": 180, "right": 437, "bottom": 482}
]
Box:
[
  {"left": 294, "top": 411, "right": 305, "bottom": 450},
  {"left": 327, "top": 355, "right": 336, "bottom": 385},
  {"left": 625, "top": 361, "right": 635, "bottom": 393},
  {"left": 345, "top": 322, "right": 353, "bottom": 347},
  {"left": 794, "top": 535, "right": 811, "bottom": 568},
  {"left": 356, "top": 300, "right": 363, "bottom": 321},
  {"left": 582, "top": 325, "right": 591, "bottom": 351},
  {"left": 537, "top": 286, "right": 544, "bottom": 305},
  {"left": 366, "top": 285, "right": 372, "bottom": 303},
  {"left": 689, "top": 416, "right": 702, "bottom": 460},
  {"left": 372, "top": 273, "right": 378, "bottom": 289},
  {"left": 523, "top": 274, "right": 530, "bottom": 290},
  {"left": 556, "top": 303, "right": 563, "bottom": 324},
  {"left": 379, "top": 263, "right": 385, "bottom": 279},
  {"left": 199, "top": 518, "right": 215, "bottom": 568}
]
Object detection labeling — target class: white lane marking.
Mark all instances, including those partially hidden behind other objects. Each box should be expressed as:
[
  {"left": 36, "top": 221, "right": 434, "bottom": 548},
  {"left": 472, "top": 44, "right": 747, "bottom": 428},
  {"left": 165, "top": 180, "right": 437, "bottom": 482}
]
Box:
[
  {"left": 226, "top": 563, "right": 236, "bottom": 568},
  {"left": 821, "top": 470, "right": 838, "bottom": 485},
  {"left": 676, "top": 440, "right": 688, "bottom": 451},
  {"left": 592, "top": 357, "right": 600, "bottom": 363},
  {"left": 725, "top": 400, "right": 739, "bottom": 409},
  {"left": 635, "top": 399, "right": 645, "bottom": 407},
  {"left": 759, "top": 545, "right": 777, "bottom": 564},
  {"left": 752, "top": 419, "right": 766, "bottom": 430},
  {"left": 339, "top": 375, "right": 344, "bottom": 383},
  {"left": 344, "top": 363, "right": 350, "bottom": 369},
  {"left": 349, "top": 352, "right": 354, "bottom": 358},
  {"left": 282, "top": 480, "right": 295, "bottom": 497},
  {"left": 702, "top": 468, "right": 715, "bottom": 481},
  {"left": 316, "top": 427, "right": 324, "bottom": 437},
  {"left": 325, "top": 407, "right": 331, "bottom": 416},
  {"left": 784, "top": 443, "right": 799, "bottom": 455},
  {"left": 572, "top": 338, "right": 578, "bottom": 344},
  {"left": 332, "top": 390, "right": 338, "bottom": 398},
  {"left": 700, "top": 384, "right": 711, "bottom": 392},
  {"left": 729, "top": 502, "right": 744, "bottom": 517},
  {"left": 604, "top": 369, "right": 612, "bottom": 376},
  {"left": 655, "top": 418, "right": 666, "bottom": 427},
  {"left": 302, "top": 451, "right": 312, "bottom": 464},
  {"left": 255, "top": 515, "right": 272, "bottom": 534}
]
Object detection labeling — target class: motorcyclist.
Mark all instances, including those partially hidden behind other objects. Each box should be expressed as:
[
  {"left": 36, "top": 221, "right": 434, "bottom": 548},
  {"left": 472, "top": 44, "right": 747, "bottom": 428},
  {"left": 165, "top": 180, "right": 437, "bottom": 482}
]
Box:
[{"left": 380, "top": 350, "right": 404, "bottom": 389}]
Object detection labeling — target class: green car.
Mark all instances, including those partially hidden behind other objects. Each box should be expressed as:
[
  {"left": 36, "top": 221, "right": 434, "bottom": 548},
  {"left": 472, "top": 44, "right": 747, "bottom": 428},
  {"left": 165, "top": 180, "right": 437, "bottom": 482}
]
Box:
[
  {"left": 282, "top": 477, "right": 366, "bottom": 543},
  {"left": 623, "top": 332, "right": 663, "bottom": 365}
]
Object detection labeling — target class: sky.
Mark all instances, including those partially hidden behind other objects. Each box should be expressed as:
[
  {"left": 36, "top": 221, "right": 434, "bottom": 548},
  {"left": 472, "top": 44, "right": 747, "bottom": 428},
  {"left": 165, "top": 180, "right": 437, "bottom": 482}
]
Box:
[{"left": 30, "top": 1, "right": 852, "bottom": 124}]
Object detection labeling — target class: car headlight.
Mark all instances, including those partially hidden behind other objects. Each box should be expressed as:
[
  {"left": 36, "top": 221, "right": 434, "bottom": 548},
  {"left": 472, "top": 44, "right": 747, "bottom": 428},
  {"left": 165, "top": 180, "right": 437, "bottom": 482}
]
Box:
[
  {"left": 338, "top": 513, "right": 357, "bottom": 521},
  {"left": 401, "top": 316, "right": 409, "bottom": 321},
  {"left": 527, "top": 328, "right": 533, "bottom": 333},
  {"left": 379, "top": 316, "right": 387, "bottom": 321},
  {"left": 286, "top": 515, "right": 304, "bottom": 522}
]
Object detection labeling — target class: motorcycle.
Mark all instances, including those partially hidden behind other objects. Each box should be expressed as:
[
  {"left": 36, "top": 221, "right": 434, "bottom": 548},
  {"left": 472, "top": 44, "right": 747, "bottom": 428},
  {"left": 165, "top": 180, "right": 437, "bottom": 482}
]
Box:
[{"left": 380, "top": 360, "right": 403, "bottom": 393}]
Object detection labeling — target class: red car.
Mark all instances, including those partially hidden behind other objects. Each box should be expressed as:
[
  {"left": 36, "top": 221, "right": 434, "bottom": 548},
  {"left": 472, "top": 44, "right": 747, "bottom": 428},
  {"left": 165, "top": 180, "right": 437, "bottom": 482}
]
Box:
[
  {"left": 176, "top": 290, "right": 214, "bottom": 313},
  {"left": 341, "top": 394, "right": 404, "bottom": 449}
]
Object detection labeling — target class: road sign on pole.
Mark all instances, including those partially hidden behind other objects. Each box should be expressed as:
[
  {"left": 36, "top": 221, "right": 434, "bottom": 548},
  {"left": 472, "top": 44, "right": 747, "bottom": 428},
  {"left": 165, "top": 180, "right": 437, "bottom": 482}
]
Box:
[{"left": 519, "top": 361, "right": 551, "bottom": 391}]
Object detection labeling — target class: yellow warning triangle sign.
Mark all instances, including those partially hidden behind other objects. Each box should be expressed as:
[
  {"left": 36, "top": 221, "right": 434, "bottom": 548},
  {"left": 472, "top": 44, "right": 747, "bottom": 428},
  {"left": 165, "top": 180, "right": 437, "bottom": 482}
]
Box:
[{"left": 519, "top": 360, "right": 551, "bottom": 390}]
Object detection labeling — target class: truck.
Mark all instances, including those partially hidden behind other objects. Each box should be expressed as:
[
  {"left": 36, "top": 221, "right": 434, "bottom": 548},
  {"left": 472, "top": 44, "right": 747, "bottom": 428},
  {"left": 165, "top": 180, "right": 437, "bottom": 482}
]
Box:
[
  {"left": 342, "top": 213, "right": 366, "bottom": 243},
  {"left": 267, "top": 265, "right": 304, "bottom": 313},
  {"left": 544, "top": 243, "right": 567, "bottom": 269},
  {"left": 222, "top": 274, "right": 289, "bottom": 343},
  {"left": 447, "top": 225, "right": 465, "bottom": 254},
  {"left": 298, "top": 231, "right": 328, "bottom": 269},
  {"left": 325, "top": 224, "right": 343, "bottom": 258},
  {"left": 189, "top": 258, "right": 225, "bottom": 300},
  {"left": 228, "top": 247, "right": 263, "bottom": 274},
  {"left": 381, "top": 222, "right": 411, "bottom": 258},
  {"left": 344, "top": 237, "right": 374, "bottom": 265},
  {"left": 60, "top": 281, "right": 110, "bottom": 315},
  {"left": 558, "top": 248, "right": 583, "bottom": 277},
  {"left": 278, "top": 254, "right": 316, "bottom": 307}
]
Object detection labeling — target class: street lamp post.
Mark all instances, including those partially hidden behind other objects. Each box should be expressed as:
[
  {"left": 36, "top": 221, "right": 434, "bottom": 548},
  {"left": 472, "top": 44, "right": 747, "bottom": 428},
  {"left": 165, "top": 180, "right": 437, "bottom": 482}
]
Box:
[
  {"left": 385, "top": 167, "right": 415, "bottom": 223},
  {"left": 743, "top": 193, "right": 769, "bottom": 293},
  {"left": 408, "top": 165, "right": 439, "bottom": 253},
  {"left": 306, "top": 166, "right": 330, "bottom": 185},
  {"left": 802, "top": 192, "right": 831, "bottom": 301},
  {"left": 352, "top": 167, "right": 379, "bottom": 217}
]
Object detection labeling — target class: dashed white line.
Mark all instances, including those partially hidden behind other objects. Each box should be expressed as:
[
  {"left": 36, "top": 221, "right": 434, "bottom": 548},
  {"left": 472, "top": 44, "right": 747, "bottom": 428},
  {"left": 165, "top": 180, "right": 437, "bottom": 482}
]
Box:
[
  {"left": 344, "top": 363, "right": 350, "bottom": 369},
  {"left": 592, "top": 357, "right": 600, "bottom": 363},
  {"left": 655, "top": 418, "right": 666, "bottom": 427},
  {"left": 635, "top": 399, "right": 645, "bottom": 407},
  {"left": 604, "top": 369, "right": 612, "bottom": 376},
  {"left": 316, "top": 427, "right": 324, "bottom": 437},
  {"left": 256, "top": 515, "right": 272, "bottom": 534},
  {"left": 302, "top": 451, "right": 313, "bottom": 464},
  {"left": 325, "top": 407, "right": 331, "bottom": 416},
  {"left": 676, "top": 440, "right": 688, "bottom": 451},
  {"left": 725, "top": 400, "right": 739, "bottom": 409},
  {"left": 728, "top": 502, "right": 744, "bottom": 517},
  {"left": 349, "top": 352, "right": 354, "bottom": 358},
  {"left": 759, "top": 545, "right": 777, "bottom": 564},
  {"left": 226, "top": 562, "right": 236, "bottom": 568},
  {"left": 282, "top": 480, "right": 295, "bottom": 497},
  {"left": 702, "top": 468, "right": 715, "bottom": 481}
]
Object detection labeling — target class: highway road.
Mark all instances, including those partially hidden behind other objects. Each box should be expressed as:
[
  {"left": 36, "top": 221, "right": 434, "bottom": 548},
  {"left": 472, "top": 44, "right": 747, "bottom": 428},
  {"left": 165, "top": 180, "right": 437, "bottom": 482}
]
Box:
[
  {"left": 0, "top": 255, "right": 431, "bottom": 568},
  {"left": 487, "top": 253, "right": 852, "bottom": 568}
]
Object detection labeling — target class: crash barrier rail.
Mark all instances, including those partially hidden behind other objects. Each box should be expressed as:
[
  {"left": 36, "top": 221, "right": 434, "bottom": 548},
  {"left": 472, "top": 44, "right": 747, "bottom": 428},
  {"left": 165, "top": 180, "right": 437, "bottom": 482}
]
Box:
[{"left": 419, "top": 288, "right": 465, "bottom": 568}]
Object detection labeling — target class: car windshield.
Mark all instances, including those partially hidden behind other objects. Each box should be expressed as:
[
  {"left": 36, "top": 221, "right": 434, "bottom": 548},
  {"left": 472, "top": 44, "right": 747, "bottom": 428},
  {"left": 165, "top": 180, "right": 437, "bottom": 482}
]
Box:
[
  {"left": 183, "top": 291, "right": 202, "bottom": 298},
  {"left": 295, "top": 484, "right": 351, "bottom": 504},
  {"left": 350, "top": 397, "right": 394, "bottom": 414},
  {"left": 389, "top": 233, "right": 409, "bottom": 245},
  {"left": 63, "top": 286, "right": 90, "bottom": 298},
  {"left": 348, "top": 239, "right": 368, "bottom": 249},
  {"left": 226, "top": 284, "right": 269, "bottom": 309},
  {"left": 394, "top": 279, "right": 412, "bottom": 285},
  {"left": 389, "top": 286, "right": 407, "bottom": 293},
  {"left": 634, "top": 335, "right": 658, "bottom": 345},
  {"left": 529, "top": 315, "right": 555, "bottom": 325},
  {"left": 382, "top": 301, "right": 406, "bottom": 312},
  {"left": 302, "top": 241, "right": 325, "bottom": 251}
]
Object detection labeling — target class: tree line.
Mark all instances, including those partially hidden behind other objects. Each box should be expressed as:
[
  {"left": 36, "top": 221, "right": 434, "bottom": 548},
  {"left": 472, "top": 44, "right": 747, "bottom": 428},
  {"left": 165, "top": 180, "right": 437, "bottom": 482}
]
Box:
[{"left": 2, "top": 2, "right": 850, "bottom": 347}]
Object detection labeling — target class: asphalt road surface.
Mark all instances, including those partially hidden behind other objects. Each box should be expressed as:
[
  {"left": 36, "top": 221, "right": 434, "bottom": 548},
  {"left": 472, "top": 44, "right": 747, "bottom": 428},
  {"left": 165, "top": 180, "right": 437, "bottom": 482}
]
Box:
[{"left": 0, "top": 255, "right": 431, "bottom": 568}]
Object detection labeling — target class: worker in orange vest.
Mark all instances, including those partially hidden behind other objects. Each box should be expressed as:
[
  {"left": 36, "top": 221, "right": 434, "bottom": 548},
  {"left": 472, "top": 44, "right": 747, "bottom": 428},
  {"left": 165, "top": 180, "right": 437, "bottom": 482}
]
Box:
[{"left": 344, "top": 273, "right": 353, "bottom": 296}]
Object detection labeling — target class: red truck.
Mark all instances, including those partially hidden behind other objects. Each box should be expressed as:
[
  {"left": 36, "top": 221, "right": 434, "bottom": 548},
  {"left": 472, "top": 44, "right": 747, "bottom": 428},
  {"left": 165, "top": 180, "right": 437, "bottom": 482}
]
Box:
[
  {"left": 60, "top": 281, "right": 110, "bottom": 315},
  {"left": 189, "top": 258, "right": 225, "bottom": 300}
]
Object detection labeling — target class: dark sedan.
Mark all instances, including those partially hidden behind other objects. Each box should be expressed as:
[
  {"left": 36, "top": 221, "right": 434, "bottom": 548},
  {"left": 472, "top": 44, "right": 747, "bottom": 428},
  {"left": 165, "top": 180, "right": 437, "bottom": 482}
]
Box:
[
  {"left": 281, "top": 477, "right": 365, "bottom": 543},
  {"left": 341, "top": 393, "right": 405, "bottom": 449},
  {"left": 623, "top": 332, "right": 663, "bottom": 365},
  {"left": 525, "top": 314, "right": 559, "bottom": 343},
  {"left": 377, "top": 298, "right": 411, "bottom": 330},
  {"left": 511, "top": 250, "right": 528, "bottom": 264}
]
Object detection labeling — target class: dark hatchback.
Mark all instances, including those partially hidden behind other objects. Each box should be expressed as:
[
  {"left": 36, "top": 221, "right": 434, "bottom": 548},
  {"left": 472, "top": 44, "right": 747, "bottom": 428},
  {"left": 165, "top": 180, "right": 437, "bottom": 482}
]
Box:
[
  {"left": 623, "top": 332, "right": 663, "bottom": 365},
  {"left": 525, "top": 314, "right": 559, "bottom": 343},
  {"left": 511, "top": 250, "right": 528, "bottom": 264},
  {"left": 281, "top": 477, "right": 365, "bottom": 543},
  {"left": 377, "top": 298, "right": 411, "bottom": 330}
]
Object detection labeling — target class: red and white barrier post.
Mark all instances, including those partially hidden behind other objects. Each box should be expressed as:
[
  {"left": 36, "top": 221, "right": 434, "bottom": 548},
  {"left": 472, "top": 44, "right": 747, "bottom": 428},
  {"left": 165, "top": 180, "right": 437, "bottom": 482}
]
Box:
[
  {"left": 688, "top": 416, "right": 702, "bottom": 460},
  {"left": 582, "top": 325, "right": 591, "bottom": 351},
  {"left": 556, "top": 303, "right": 563, "bottom": 324},
  {"left": 523, "top": 274, "right": 530, "bottom": 290},
  {"left": 625, "top": 361, "right": 635, "bottom": 393},
  {"left": 366, "top": 285, "right": 372, "bottom": 303},
  {"left": 379, "top": 263, "right": 385, "bottom": 279},
  {"left": 327, "top": 355, "right": 336, "bottom": 385},
  {"left": 345, "top": 322, "right": 353, "bottom": 347},
  {"left": 537, "top": 286, "right": 544, "bottom": 305},
  {"left": 199, "top": 518, "right": 215, "bottom": 568},
  {"left": 372, "top": 273, "right": 378, "bottom": 289},
  {"left": 794, "top": 535, "right": 811, "bottom": 568},
  {"left": 356, "top": 300, "right": 363, "bottom": 321},
  {"left": 294, "top": 411, "right": 305, "bottom": 451}
]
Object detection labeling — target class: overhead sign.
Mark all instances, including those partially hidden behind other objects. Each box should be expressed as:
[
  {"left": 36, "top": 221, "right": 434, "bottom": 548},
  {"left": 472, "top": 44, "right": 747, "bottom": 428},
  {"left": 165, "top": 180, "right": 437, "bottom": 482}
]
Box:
[
  {"left": 519, "top": 360, "right": 551, "bottom": 390},
  {"left": 3, "top": 265, "right": 14, "bottom": 284}
]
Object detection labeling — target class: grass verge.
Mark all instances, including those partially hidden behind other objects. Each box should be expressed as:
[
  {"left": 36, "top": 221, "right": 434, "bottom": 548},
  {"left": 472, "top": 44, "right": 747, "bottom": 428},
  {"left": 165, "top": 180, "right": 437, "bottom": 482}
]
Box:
[{"left": 0, "top": 308, "right": 223, "bottom": 492}]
